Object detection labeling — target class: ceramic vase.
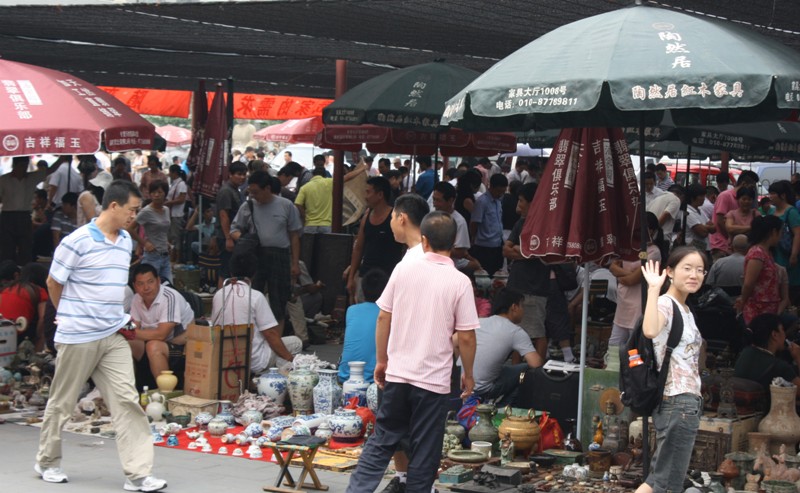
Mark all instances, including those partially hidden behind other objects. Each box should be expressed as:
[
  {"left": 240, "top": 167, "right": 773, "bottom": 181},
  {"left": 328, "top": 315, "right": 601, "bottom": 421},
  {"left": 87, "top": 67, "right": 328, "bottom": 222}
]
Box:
[
  {"left": 329, "top": 409, "right": 363, "bottom": 442},
  {"left": 156, "top": 370, "right": 178, "bottom": 393},
  {"left": 238, "top": 409, "right": 264, "bottom": 427},
  {"left": 366, "top": 382, "right": 379, "bottom": 413},
  {"left": 342, "top": 361, "right": 369, "bottom": 407},
  {"left": 207, "top": 417, "right": 228, "bottom": 436},
  {"left": 313, "top": 369, "right": 343, "bottom": 415},
  {"left": 145, "top": 392, "right": 166, "bottom": 422},
  {"left": 254, "top": 367, "right": 289, "bottom": 405},
  {"left": 758, "top": 385, "right": 800, "bottom": 454},
  {"left": 468, "top": 404, "right": 499, "bottom": 450},
  {"left": 195, "top": 411, "right": 213, "bottom": 430},
  {"left": 288, "top": 363, "right": 319, "bottom": 415},
  {"left": 217, "top": 400, "right": 235, "bottom": 428},
  {"left": 315, "top": 422, "right": 333, "bottom": 442}
]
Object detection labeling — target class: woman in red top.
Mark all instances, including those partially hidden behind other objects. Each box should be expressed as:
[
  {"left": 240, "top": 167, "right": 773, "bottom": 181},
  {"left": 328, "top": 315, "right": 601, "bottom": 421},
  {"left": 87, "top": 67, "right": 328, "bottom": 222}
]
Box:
[
  {"left": 739, "top": 215, "right": 783, "bottom": 325},
  {"left": 0, "top": 263, "right": 49, "bottom": 350}
]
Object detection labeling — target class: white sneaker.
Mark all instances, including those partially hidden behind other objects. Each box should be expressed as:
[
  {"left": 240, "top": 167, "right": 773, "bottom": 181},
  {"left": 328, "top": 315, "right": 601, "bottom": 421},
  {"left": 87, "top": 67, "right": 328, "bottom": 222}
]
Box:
[
  {"left": 34, "top": 463, "right": 69, "bottom": 483},
  {"left": 123, "top": 476, "right": 168, "bottom": 492}
]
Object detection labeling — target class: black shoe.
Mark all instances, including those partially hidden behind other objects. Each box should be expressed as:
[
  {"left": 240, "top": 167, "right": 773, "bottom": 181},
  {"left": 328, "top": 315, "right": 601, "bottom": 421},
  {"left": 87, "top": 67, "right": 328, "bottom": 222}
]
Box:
[
  {"left": 302, "top": 340, "right": 312, "bottom": 351},
  {"left": 380, "top": 477, "right": 406, "bottom": 493}
]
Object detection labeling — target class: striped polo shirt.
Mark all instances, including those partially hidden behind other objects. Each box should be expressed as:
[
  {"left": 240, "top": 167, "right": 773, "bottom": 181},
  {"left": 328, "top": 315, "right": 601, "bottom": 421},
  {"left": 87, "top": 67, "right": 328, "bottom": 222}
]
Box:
[
  {"left": 377, "top": 252, "right": 480, "bottom": 394},
  {"left": 50, "top": 218, "right": 132, "bottom": 344}
]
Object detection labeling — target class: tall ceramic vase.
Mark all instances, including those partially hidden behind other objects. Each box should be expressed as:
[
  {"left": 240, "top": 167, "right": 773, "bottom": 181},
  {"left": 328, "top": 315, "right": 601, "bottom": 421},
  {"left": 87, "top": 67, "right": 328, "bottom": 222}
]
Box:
[
  {"left": 343, "top": 361, "right": 369, "bottom": 407},
  {"left": 757, "top": 384, "right": 800, "bottom": 454},
  {"left": 313, "top": 369, "right": 343, "bottom": 415},
  {"left": 288, "top": 363, "right": 319, "bottom": 415}
]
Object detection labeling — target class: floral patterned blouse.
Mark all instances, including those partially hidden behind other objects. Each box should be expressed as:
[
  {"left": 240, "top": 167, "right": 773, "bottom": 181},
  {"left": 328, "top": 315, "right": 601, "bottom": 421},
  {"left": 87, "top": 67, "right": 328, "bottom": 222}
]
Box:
[
  {"left": 744, "top": 245, "right": 780, "bottom": 325},
  {"left": 654, "top": 295, "right": 702, "bottom": 397}
]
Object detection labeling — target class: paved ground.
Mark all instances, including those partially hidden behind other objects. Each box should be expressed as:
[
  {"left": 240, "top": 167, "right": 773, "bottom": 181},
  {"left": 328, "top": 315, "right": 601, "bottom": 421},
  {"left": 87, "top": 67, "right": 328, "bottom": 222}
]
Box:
[{"left": 0, "top": 342, "right": 395, "bottom": 493}]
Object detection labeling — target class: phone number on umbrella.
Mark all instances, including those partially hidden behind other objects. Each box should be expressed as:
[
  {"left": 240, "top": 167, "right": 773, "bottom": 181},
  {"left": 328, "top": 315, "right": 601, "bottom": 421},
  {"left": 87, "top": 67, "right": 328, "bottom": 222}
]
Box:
[{"left": 496, "top": 97, "right": 579, "bottom": 110}]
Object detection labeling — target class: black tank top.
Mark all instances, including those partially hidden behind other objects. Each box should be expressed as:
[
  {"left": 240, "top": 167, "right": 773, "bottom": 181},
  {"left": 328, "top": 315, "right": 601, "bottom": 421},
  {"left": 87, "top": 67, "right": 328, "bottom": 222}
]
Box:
[{"left": 359, "top": 209, "right": 404, "bottom": 276}]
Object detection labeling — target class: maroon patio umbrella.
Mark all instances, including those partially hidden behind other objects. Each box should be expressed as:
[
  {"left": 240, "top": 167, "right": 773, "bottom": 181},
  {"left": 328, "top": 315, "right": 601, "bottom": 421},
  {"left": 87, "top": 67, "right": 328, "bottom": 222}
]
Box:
[
  {"left": 0, "top": 59, "right": 155, "bottom": 157},
  {"left": 156, "top": 124, "right": 192, "bottom": 147},
  {"left": 520, "top": 127, "right": 640, "bottom": 264},
  {"left": 254, "top": 116, "right": 324, "bottom": 144},
  {"left": 186, "top": 80, "right": 208, "bottom": 171},
  {"left": 192, "top": 84, "right": 228, "bottom": 200}
]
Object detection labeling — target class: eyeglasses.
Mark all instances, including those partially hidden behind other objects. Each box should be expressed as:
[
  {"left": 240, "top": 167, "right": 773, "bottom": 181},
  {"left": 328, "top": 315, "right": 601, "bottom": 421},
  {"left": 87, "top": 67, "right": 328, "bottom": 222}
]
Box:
[{"left": 679, "top": 265, "right": 707, "bottom": 276}]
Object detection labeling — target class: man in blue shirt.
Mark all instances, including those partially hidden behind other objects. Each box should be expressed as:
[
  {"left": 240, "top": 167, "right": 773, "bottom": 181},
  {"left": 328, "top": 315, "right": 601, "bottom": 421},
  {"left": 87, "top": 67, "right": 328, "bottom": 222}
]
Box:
[
  {"left": 413, "top": 156, "right": 435, "bottom": 200},
  {"left": 470, "top": 173, "right": 508, "bottom": 276},
  {"left": 339, "top": 269, "right": 389, "bottom": 384}
]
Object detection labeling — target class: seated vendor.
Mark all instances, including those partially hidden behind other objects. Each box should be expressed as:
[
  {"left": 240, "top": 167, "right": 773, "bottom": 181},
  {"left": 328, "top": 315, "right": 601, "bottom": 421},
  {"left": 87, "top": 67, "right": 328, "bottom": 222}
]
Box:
[
  {"left": 129, "top": 263, "right": 195, "bottom": 382},
  {"left": 734, "top": 313, "right": 800, "bottom": 395},
  {"left": 210, "top": 252, "right": 302, "bottom": 374},
  {"left": 456, "top": 287, "right": 543, "bottom": 406}
]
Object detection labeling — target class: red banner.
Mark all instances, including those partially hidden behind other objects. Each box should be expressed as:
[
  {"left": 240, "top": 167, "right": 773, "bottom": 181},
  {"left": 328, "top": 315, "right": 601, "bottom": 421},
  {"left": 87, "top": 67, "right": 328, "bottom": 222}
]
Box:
[
  {"left": 100, "top": 86, "right": 333, "bottom": 120},
  {"left": 193, "top": 85, "right": 228, "bottom": 199}
]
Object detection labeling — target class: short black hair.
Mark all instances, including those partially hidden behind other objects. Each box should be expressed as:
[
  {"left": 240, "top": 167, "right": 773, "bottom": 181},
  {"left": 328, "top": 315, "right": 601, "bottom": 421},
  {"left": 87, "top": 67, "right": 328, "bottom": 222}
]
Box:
[
  {"left": 686, "top": 183, "right": 706, "bottom": 202},
  {"left": 61, "top": 192, "right": 78, "bottom": 207},
  {"left": 378, "top": 158, "right": 390, "bottom": 168},
  {"left": 667, "top": 184, "right": 685, "bottom": 196},
  {"left": 716, "top": 173, "right": 730, "bottom": 185},
  {"left": 230, "top": 252, "right": 258, "bottom": 278},
  {"left": 361, "top": 268, "right": 389, "bottom": 303},
  {"left": 655, "top": 163, "right": 667, "bottom": 172},
  {"left": 249, "top": 170, "right": 273, "bottom": 190},
  {"left": 518, "top": 182, "right": 538, "bottom": 203},
  {"left": 12, "top": 156, "right": 30, "bottom": 168},
  {"left": 0, "top": 260, "right": 20, "bottom": 282},
  {"left": 102, "top": 180, "right": 141, "bottom": 210},
  {"left": 149, "top": 180, "right": 169, "bottom": 195},
  {"left": 393, "top": 193, "right": 430, "bottom": 228},
  {"left": 229, "top": 161, "right": 247, "bottom": 176},
  {"left": 147, "top": 155, "right": 160, "bottom": 165},
  {"left": 420, "top": 211, "right": 457, "bottom": 251},
  {"left": 367, "top": 176, "right": 391, "bottom": 203},
  {"left": 750, "top": 313, "right": 783, "bottom": 348},
  {"left": 279, "top": 162, "right": 303, "bottom": 178},
  {"left": 313, "top": 154, "right": 325, "bottom": 165},
  {"left": 736, "top": 186, "right": 756, "bottom": 200},
  {"left": 311, "top": 167, "right": 327, "bottom": 177},
  {"left": 131, "top": 262, "right": 159, "bottom": 283},
  {"left": 169, "top": 164, "right": 181, "bottom": 175},
  {"left": 490, "top": 173, "right": 508, "bottom": 188},
  {"left": 433, "top": 181, "right": 456, "bottom": 201},
  {"left": 643, "top": 171, "right": 656, "bottom": 181},
  {"left": 737, "top": 170, "right": 759, "bottom": 186},
  {"left": 492, "top": 287, "right": 524, "bottom": 316}
]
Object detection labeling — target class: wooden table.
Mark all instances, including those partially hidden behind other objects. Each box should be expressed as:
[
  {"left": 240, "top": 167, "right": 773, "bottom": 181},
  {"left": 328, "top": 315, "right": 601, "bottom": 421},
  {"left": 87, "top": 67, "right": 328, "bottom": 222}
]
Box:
[{"left": 262, "top": 441, "right": 329, "bottom": 493}]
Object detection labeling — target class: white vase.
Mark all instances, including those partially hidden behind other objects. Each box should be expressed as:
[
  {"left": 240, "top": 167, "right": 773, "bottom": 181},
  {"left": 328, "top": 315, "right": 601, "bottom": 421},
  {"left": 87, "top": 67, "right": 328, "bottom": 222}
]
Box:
[
  {"left": 254, "top": 367, "right": 288, "bottom": 405},
  {"left": 313, "top": 369, "right": 343, "bottom": 415},
  {"left": 343, "top": 361, "right": 369, "bottom": 407},
  {"left": 329, "top": 409, "right": 363, "bottom": 442}
]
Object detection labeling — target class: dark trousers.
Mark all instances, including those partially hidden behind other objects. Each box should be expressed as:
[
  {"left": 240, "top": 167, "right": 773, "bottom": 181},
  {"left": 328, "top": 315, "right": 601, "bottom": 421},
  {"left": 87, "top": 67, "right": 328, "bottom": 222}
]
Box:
[
  {"left": 1, "top": 211, "right": 32, "bottom": 264},
  {"left": 470, "top": 244, "right": 503, "bottom": 276},
  {"left": 346, "top": 382, "right": 448, "bottom": 493},
  {"left": 252, "top": 246, "right": 291, "bottom": 321}
]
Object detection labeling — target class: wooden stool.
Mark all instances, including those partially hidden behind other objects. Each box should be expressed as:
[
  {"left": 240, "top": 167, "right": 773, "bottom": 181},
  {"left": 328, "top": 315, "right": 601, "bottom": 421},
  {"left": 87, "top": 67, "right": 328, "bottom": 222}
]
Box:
[{"left": 263, "top": 441, "right": 329, "bottom": 493}]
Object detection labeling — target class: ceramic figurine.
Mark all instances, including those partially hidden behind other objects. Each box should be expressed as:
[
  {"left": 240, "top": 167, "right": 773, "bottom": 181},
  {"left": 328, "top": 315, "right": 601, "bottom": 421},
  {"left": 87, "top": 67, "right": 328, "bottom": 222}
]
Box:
[
  {"left": 744, "top": 473, "right": 760, "bottom": 492},
  {"left": 313, "top": 369, "right": 343, "bottom": 415},
  {"left": 342, "top": 361, "right": 369, "bottom": 407},
  {"left": 593, "top": 415, "right": 603, "bottom": 444},
  {"left": 500, "top": 432, "right": 515, "bottom": 465},
  {"left": 254, "top": 368, "right": 289, "bottom": 405}
]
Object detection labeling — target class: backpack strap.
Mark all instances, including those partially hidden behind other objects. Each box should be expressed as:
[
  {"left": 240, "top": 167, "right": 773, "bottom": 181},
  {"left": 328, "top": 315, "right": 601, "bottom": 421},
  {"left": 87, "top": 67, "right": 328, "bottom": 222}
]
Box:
[{"left": 655, "top": 299, "right": 685, "bottom": 412}]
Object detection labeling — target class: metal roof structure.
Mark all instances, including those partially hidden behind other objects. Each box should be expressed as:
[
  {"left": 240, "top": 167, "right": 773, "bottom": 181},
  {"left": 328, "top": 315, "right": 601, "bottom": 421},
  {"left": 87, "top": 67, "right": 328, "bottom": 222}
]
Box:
[{"left": 1, "top": 0, "right": 798, "bottom": 98}]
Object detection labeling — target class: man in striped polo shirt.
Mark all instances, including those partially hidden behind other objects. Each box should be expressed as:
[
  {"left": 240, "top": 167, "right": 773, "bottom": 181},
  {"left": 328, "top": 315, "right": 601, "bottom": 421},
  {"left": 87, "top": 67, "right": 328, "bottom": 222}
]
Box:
[
  {"left": 35, "top": 180, "right": 167, "bottom": 492},
  {"left": 347, "top": 211, "right": 479, "bottom": 493}
]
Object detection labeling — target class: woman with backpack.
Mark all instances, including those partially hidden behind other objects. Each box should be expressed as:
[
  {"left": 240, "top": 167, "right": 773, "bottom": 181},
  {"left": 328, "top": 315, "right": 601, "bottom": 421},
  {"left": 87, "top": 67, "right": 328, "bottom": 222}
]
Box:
[
  {"left": 638, "top": 247, "right": 705, "bottom": 493},
  {"left": 770, "top": 180, "right": 800, "bottom": 305}
]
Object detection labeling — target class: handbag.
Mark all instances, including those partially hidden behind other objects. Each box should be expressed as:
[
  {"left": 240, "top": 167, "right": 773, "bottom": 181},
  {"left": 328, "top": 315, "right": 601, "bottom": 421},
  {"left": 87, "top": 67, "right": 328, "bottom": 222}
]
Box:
[
  {"left": 232, "top": 200, "right": 261, "bottom": 257},
  {"left": 537, "top": 411, "right": 564, "bottom": 453},
  {"left": 780, "top": 208, "right": 796, "bottom": 254}
]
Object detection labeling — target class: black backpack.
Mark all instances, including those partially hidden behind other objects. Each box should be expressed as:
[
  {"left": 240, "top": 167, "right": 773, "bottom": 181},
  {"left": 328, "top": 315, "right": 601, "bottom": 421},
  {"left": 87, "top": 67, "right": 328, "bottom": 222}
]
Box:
[{"left": 619, "top": 299, "right": 684, "bottom": 416}]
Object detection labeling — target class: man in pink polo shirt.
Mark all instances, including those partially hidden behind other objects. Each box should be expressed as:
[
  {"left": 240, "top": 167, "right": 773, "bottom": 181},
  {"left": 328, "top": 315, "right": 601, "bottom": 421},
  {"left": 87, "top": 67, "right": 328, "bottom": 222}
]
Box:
[
  {"left": 347, "top": 211, "right": 479, "bottom": 493},
  {"left": 709, "top": 171, "right": 759, "bottom": 260}
]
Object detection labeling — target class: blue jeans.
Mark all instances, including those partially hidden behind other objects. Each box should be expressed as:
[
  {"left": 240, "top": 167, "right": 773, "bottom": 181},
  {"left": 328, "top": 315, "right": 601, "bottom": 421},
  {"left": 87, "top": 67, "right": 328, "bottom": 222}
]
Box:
[
  {"left": 304, "top": 226, "right": 331, "bottom": 234},
  {"left": 646, "top": 393, "right": 702, "bottom": 493},
  {"left": 476, "top": 363, "right": 529, "bottom": 406},
  {"left": 141, "top": 251, "right": 172, "bottom": 283}
]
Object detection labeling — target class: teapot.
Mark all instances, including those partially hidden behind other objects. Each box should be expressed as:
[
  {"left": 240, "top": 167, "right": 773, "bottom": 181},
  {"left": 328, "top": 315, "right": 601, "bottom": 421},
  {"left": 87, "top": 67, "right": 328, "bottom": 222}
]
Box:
[{"left": 145, "top": 392, "right": 166, "bottom": 422}]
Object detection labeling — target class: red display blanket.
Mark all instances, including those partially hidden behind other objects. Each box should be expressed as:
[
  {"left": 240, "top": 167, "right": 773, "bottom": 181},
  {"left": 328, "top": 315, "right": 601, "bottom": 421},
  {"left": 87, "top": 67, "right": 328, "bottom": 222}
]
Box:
[{"left": 154, "top": 425, "right": 283, "bottom": 464}]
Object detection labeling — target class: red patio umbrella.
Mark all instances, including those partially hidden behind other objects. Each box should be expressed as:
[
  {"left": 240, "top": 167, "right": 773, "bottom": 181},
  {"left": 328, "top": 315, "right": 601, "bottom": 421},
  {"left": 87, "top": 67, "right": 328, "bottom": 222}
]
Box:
[
  {"left": 521, "top": 127, "right": 640, "bottom": 264},
  {"left": 0, "top": 59, "right": 155, "bottom": 157},
  {"left": 192, "top": 84, "right": 228, "bottom": 200},
  {"left": 156, "top": 124, "right": 192, "bottom": 147},
  {"left": 314, "top": 125, "right": 516, "bottom": 156},
  {"left": 254, "top": 116, "right": 324, "bottom": 143}
]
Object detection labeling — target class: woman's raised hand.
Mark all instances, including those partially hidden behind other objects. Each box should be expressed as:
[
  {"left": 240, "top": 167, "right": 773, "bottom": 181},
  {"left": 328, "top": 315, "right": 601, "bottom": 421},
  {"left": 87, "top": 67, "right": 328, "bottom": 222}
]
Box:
[{"left": 641, "top": 259, "right": 667, "bottom": 291}]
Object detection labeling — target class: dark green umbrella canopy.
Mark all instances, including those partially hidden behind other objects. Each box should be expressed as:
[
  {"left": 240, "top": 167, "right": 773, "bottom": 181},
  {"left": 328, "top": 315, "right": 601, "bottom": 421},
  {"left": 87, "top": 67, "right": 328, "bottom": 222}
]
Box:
[
  {"left": 324, "top": 61, "right": 480, "bottom": 131},
  {"left": 442, "top": 5, "right": 800, "bottom": 131}
]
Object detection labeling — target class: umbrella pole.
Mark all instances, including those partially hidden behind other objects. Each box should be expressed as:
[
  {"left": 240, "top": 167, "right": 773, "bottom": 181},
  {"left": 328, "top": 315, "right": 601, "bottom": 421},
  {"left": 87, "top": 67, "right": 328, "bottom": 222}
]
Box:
[
  {"left": 577, "top": 262, "right": 590, "bottom": 444},
  {"left": 638, "top": 115, "right": 651, "bottom": 479},
  {"left": 682, "top": 145, "right": 692, "bottom": 243}
]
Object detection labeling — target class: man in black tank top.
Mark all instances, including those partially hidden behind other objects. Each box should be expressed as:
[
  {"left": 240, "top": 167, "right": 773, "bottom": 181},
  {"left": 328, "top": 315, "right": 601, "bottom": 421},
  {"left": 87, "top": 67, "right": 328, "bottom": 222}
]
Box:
[{"left": 346, "top": 177, "right": 404, "bottom": 304}]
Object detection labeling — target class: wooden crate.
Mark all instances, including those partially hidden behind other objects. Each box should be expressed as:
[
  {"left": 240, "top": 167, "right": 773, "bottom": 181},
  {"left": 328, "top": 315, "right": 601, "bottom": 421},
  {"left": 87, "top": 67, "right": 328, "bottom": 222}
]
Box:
[{"left": 697, "top": 413, "right": 761, "bottom": 452}]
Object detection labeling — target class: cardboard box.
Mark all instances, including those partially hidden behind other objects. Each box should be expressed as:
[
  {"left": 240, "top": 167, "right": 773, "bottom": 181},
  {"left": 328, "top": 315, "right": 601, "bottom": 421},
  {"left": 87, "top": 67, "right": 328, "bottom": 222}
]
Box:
[
  {"left": 698, "top": 413, "right": 761, "bottom": 452},
  {"left": 184, "top": 324, "right": 252, "bottom": 401},
  {"left": 167, "top": 395, "right": 218, "bottom": 421},
  {"left": 0, "top": 322, "right": 17, "bottom": 367}
]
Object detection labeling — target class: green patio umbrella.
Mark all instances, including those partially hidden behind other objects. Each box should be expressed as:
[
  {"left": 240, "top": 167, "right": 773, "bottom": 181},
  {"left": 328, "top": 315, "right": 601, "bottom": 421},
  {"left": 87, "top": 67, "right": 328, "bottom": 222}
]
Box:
[{"left": 324, "top": 61, "right": 480, "bottom": 131}]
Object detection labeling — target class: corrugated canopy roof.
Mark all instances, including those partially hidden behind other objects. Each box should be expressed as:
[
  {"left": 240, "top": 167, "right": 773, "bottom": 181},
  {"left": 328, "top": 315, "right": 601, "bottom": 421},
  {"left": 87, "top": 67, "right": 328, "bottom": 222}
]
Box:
[{"left": 1, "top": 0, "right": 799, "bottom": 99}]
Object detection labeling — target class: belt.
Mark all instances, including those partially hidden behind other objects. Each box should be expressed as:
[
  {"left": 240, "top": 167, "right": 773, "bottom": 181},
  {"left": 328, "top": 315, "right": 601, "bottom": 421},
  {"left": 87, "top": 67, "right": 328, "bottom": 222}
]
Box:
[{"left": 146, "top": 250, "right": 170, "bottom": 256}]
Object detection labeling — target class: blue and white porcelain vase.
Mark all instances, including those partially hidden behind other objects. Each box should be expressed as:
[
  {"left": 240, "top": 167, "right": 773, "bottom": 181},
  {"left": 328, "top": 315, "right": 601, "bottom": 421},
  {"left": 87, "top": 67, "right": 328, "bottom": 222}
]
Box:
[
  {"left": 216, "top": 400, "right": 235, "bottom": 428},
  {"left": 342, "top": 361, "right": 369, "bottom": 407},
  {"left": 288, "top": 363, "right": 319, "bottom": 415},
  {"left": 255, "top": 367, "right": 288, "bottom": 405},
  {"left": 366, "top": 382, "right": 379, "bottom": 413},
  {"left": 313, "top": 369, "right": 343, "bottom": 415},
  {"left": 329, "top": 408, "right": 363, "bottom": 442}
]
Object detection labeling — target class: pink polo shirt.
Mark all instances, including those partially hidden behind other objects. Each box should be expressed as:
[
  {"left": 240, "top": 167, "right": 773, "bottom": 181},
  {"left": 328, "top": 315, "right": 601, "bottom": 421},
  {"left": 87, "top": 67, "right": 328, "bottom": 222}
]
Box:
[
  {"left": 377, "top": 252, "right": 480, "bottom": 394},
  {"left": 709, "top": 189, "right": 737, "bottom": 252}
]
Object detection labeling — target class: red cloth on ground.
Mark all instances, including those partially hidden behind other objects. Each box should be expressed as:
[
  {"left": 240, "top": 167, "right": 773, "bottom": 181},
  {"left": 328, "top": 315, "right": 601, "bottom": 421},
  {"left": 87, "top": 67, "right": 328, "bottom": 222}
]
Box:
[{"left": 154, "top": 425, "right": 280, "bottom": 463}]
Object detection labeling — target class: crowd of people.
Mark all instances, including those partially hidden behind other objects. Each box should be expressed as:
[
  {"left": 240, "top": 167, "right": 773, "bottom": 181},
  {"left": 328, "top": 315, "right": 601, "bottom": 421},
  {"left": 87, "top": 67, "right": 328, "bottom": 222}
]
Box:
[{"left": 6, "top": 145, "right": 800, "bottom": 493}]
